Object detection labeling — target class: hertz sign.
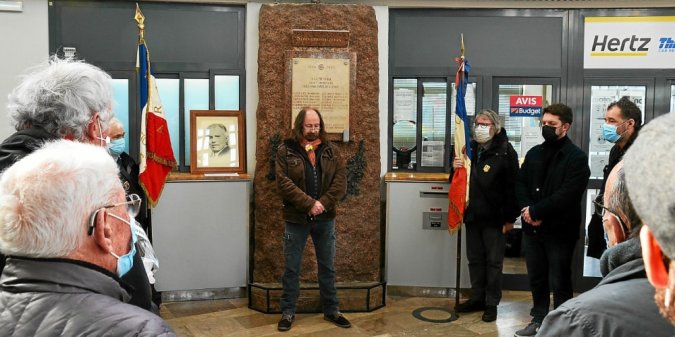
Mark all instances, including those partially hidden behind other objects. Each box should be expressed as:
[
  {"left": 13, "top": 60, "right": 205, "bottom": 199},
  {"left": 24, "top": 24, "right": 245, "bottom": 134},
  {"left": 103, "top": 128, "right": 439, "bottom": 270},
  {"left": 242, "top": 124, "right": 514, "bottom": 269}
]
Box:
[{"left": 584, "top": 16, "right": 675, "bottom": 69}]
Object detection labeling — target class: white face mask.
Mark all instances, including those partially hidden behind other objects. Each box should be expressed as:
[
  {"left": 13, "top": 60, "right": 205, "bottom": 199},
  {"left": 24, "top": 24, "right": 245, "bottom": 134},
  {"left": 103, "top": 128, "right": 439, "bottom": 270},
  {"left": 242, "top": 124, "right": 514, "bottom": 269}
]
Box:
[{"left": 474, "top": 125, "right": 493, "bottom": 144}]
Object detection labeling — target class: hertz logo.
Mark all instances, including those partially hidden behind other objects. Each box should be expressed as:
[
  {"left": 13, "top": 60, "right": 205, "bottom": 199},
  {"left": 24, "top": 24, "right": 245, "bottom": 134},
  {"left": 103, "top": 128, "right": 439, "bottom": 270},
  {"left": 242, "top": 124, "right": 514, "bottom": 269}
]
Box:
[
  {"left": 591, "top": 35, "right": 650, "bottom": 56},
  {"left": 658, "top": 37, "right": 675, "bottom": 52}
]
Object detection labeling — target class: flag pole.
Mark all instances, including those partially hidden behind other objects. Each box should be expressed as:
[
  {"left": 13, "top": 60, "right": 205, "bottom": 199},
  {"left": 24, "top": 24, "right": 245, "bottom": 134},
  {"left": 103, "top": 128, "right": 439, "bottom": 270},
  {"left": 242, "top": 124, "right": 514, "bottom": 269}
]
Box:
[{"left": 454, "top": 33, "right": 465, "bottom": 314}]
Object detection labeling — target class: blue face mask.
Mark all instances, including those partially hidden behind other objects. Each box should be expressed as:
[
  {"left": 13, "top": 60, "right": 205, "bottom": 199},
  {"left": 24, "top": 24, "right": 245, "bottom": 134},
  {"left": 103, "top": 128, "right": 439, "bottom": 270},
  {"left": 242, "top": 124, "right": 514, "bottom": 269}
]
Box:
[
  {"left": 601, "top": 123, "right": 620, "bottom": 143},
  {"left": 108, "top": 212, "right": 137, "bottom": 278},
  {"left": 108, "top": 138, "right": 125, "bottom": 157}
]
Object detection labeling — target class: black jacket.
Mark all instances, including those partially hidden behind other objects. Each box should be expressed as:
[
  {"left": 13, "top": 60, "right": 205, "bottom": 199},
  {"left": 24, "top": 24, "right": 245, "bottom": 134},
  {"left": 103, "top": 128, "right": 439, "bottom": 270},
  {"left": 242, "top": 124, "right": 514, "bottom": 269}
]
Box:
[
  {"left": 539, "top": 239, "right": 674, "bottom": 337},
  {"left": 0, "top": 257, "right": 176, "bottom": 337},
  {"left": 0, "top": 127, "right": 59, "bottom": 172},
  {"left": 117, "top": 152, "right": 150, "bottom": 232},
  {"left": 516, "top": 136, "right": 591, "bottom": 241},
  {"left": 464, "top": 128, "right": 520, "bottom": 226}
]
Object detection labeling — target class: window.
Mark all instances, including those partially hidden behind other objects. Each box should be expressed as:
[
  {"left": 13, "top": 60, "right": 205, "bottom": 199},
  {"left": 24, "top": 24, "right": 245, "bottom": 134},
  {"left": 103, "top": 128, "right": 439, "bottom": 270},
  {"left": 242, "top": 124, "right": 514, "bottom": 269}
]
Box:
[
  {"left": 111, "top": 79, "right": 130, "bottom": 154},
  {"left": 391, "top": 78, "right": 479, "bottom": 172},
  {"left": 496, "top": 84, "right": 553, "bottom": 159},
  {"left": 587, "top": 85, "right": 646, "bottom": 179}
]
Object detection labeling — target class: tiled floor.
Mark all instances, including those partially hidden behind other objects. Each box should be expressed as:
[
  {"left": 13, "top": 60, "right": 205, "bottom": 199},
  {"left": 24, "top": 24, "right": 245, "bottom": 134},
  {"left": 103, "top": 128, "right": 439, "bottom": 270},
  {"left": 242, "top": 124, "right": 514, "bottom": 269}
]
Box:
[{"left": 161, "top": 290, "right": 534, "bottom": 336}]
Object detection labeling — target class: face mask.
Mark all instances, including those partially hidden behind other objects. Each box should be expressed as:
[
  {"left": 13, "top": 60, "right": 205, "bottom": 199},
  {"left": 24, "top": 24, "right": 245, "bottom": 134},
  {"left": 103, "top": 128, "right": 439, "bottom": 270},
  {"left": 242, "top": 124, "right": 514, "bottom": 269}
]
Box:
[
  {"left": 541, "top": 125, "right": 559, "bottom": 142},
  {"left": 602, "top": 123, "right": 624, "bottom": 143},
  {"left": 474, "top": 125, "right": 493, "bottom": 144},
  {"left": 108, "top": 212, "right": 137, "bottom": 278},
  {"left": 109, "top": 138, "right": 125, "bottom": 157},
  {"left": 96, "top": 117, "right": 111, "bottom": 148}
]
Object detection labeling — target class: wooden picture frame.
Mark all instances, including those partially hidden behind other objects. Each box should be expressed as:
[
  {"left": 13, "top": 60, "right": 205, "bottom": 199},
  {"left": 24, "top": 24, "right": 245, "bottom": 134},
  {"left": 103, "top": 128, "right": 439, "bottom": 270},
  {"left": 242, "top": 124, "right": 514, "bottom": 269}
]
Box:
[{"left": 190, "top": 110, "right": 246, "bottom": 174}]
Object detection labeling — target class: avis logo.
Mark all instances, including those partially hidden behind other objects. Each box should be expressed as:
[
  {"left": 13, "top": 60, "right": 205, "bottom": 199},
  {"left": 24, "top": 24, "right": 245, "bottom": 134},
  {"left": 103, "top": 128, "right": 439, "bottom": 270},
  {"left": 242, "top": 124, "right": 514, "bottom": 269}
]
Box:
[
  {"left": 514, "top": 97, "right": 538, "bottom": 105},
  {"left": 658, "top": 37, "right": 675, "bottom": 52},
  {"left": 592, "top": 35, "right": 650, "bottom": 52}
]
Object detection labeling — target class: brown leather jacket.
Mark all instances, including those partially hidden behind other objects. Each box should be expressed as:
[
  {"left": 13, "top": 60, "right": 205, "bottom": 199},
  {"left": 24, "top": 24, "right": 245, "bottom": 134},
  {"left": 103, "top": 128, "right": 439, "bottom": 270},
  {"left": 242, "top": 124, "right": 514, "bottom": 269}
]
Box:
[{"left": 275, "top": 139, "right": 346, "bottom": 224}]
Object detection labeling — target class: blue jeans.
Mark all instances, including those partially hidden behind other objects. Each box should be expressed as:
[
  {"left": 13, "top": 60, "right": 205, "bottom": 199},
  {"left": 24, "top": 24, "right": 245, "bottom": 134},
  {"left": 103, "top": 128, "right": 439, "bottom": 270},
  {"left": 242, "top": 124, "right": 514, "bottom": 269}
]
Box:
[
  {"left": 280, "top": 219, "right": 339, "bottom": 316},
  {"left": 522, "top": 233, "right": 576, "bottom": 323}
]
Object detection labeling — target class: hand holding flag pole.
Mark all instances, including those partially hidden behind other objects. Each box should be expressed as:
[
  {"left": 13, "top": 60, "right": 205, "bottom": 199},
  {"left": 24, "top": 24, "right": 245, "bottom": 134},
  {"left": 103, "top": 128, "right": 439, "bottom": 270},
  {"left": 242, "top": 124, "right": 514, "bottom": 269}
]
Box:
[
  {"left": 135, "top": 3, "right": 177, "bottom": 207},
  {"left": 448, "top": 34, "right": 471, "bottom": 234}
]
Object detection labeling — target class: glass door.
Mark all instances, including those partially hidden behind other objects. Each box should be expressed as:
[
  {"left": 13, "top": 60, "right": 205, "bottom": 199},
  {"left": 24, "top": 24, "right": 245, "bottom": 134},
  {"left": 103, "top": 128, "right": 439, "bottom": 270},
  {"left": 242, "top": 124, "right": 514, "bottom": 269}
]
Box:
[{"left": 492, "top": 78, "right": 560, "bottom": 290}]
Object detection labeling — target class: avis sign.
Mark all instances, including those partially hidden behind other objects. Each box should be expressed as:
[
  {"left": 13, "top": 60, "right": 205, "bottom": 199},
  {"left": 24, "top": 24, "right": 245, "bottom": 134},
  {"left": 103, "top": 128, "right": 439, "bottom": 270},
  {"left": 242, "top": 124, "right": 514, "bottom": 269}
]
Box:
[{"left": 510, "top": 96, "right": 542, "bottom": 117}]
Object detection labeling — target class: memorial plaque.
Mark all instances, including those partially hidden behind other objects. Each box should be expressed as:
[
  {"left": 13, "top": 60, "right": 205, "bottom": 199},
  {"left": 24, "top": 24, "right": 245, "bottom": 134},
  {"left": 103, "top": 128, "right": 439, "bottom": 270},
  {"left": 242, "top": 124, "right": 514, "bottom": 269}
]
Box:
[
  {"left": 292, "top": 29, "right": 350, "bottom": 47},
  {"left": 286, "top": 51, "right": 356, "bottom": 135}
]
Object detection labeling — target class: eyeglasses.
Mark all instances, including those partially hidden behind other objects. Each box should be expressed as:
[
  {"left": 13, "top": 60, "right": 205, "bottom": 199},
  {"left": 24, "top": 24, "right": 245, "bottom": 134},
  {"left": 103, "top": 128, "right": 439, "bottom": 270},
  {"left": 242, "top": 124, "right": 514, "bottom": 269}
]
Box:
[
  {"left": 87, "top": 194, "right": 141, "bottom": 235},
  {"left": 475, "top": 122, "right": 493, "bottom": 127},
  {"left": 593, "top": 199, "right": 628, "bottom": 235}
]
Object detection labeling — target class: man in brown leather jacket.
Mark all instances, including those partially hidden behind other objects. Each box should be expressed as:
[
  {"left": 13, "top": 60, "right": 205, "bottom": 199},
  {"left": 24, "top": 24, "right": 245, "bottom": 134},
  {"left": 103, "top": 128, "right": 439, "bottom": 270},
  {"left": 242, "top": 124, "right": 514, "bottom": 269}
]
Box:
[{"left": 275, "top": 107, "right": 349, "bottom": 332}]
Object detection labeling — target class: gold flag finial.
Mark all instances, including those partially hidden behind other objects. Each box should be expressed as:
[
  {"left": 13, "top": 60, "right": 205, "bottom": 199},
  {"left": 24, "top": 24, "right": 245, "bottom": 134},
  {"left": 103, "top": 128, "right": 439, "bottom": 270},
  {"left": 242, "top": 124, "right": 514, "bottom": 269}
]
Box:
[{"left": 135, "top": 3, "right": 145, "bottom": 42}]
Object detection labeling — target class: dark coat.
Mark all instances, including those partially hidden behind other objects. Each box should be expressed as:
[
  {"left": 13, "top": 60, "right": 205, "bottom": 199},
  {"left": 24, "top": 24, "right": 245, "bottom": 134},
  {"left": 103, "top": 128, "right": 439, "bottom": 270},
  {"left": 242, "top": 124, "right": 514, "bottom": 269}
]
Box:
[
  {"left": 587, "top": 132, "right": 639, "bottom": 258},
  {"left": 275, "top": 139, "right": 346, "bottom": 225},
  {"left": 0, "top": 127, "right": 59, "bottom": 172},
  {"left": 117, "top": 152, "right": 150, "bottom": 232},
  {"left": 539, "top": 239, "right": 674, "bottom": 337},
  {"left": 0, "top": 257, "right": 175, "bottom": 337},
  {"left": 464, "top": 128, "right": 520, "bottom": 226},
  {"left": 516, "top": 136, "right": 591, "bottom": 241}
]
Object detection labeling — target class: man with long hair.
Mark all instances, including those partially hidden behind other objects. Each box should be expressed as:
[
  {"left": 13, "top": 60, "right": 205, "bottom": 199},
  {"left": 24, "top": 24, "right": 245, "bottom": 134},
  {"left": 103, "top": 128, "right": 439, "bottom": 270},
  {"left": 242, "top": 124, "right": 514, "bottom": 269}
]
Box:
[{"left": 275, "top": 107, "right": 350, "bottom": 332}]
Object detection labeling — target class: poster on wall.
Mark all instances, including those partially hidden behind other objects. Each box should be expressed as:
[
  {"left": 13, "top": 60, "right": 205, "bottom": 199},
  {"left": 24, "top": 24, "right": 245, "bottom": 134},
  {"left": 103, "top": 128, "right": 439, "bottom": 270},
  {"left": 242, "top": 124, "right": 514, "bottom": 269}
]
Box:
[{"left": 584, "top": 16, "right": 675, "bottom": 69}]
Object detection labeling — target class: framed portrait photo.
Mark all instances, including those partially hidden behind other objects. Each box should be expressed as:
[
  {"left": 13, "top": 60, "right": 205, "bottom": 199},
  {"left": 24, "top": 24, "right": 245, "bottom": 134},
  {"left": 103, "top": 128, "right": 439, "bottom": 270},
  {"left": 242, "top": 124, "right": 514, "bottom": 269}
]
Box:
[{"left": 190, "top": 110, "right": 246, "bottom": 174}]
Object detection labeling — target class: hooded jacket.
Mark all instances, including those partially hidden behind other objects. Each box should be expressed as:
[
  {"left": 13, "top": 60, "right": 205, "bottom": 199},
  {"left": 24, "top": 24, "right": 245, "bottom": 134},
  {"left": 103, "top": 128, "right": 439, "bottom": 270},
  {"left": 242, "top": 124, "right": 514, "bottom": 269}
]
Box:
[{"left": 0, "top": 257, "right": 176, "bottom": 337}]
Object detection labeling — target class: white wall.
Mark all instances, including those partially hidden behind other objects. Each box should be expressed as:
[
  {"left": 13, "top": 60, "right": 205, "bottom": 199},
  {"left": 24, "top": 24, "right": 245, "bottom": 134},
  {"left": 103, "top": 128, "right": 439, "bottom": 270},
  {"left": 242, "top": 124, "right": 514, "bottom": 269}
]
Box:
[{"left": 0, "top": 0, "right": 49, "bottom": 140}]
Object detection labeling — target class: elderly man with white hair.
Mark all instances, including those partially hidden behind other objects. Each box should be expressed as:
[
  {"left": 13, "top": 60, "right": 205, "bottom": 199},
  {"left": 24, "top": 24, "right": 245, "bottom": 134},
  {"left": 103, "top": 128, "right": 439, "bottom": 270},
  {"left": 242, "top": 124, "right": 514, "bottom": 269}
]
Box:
[
  {"left": 0, "top": 56, "right": 153, "bottom": 312},
  {"left": 624, "top": 112, "right": 675, "bottom": 326},
  {"left": 0, "top": 140, "right": 176, "bottom": 336}
]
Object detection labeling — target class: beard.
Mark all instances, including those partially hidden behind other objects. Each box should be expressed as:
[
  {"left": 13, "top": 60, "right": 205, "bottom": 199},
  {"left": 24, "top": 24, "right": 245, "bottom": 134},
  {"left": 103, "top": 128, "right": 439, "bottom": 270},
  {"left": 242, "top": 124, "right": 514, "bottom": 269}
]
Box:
[{"left": 304, "top": 132, "right": 319, "bottom": 141}]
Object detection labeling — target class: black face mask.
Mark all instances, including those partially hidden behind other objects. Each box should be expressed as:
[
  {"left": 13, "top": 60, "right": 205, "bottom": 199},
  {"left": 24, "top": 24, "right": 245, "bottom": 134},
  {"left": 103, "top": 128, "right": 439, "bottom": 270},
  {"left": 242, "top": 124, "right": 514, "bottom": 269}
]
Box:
[{"left": 542, "top": 125, "right": 559, "bottom": 142}]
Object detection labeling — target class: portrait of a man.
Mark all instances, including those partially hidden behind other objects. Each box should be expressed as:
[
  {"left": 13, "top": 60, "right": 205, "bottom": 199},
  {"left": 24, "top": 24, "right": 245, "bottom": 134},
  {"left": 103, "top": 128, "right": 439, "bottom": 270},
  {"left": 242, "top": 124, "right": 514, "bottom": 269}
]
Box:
[{"left": 195, "top": 117, "right": 239, "bottom": 168}]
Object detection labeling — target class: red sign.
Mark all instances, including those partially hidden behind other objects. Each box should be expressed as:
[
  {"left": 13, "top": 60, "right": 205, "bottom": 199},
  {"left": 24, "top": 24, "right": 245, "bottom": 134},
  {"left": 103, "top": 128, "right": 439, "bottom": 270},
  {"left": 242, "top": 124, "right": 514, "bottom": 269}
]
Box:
[
  {"left": 509, "top": 95, "right": 543, "bottom": 107},
  {"left": 509, "top": 95, "right": 543, "bottom": 117}
]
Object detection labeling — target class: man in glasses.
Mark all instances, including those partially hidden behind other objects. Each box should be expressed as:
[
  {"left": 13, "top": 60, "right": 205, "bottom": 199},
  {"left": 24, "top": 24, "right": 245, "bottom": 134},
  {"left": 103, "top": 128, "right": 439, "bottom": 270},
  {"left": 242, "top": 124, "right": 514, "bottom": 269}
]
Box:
[
  {"left": 0, "top": 140, "right": 176, "bottom": 336},
  {"left": 514, "top": 103, "right": 591, "bottom": 337},
  {"left": 275, "top": 107, "right": 350, "bottom": 332},
  {"left": 538, "top": 161, "right": 673, "bottom": 336},
  {"left": 625, "top": 112, "right": 675, "bottom": 327},
  {"left": 587, "top": 96, "right": 642, "bottom": 259},
  {"left": 0, "top": 56, "right": 154, "bottom": 312}
]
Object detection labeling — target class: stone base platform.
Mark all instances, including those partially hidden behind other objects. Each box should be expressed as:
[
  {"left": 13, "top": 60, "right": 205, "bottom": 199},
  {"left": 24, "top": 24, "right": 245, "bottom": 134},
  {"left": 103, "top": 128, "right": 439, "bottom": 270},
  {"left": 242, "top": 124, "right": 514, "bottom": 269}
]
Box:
[{"left": 248, "top": 281, "right": 386, "bottom": 313}]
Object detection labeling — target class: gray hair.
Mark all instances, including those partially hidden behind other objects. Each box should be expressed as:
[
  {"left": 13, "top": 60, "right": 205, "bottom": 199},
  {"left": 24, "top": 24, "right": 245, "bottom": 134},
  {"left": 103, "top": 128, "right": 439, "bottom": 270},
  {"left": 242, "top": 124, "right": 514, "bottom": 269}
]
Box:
[
  {"left": 0, "top": 140, "right": 121, "bottom": 257},
  {"left": 606, "top": 164, "right": 641, "bottom": 237},
  {"left": 475, "top": 109, "right": 502, "bottom": 130},
  {"left": 7, "top": 56, "right": 114, "bottom": 141},
  {"left": 624, "top": 112, "right": 675, "bottom": 257}
]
